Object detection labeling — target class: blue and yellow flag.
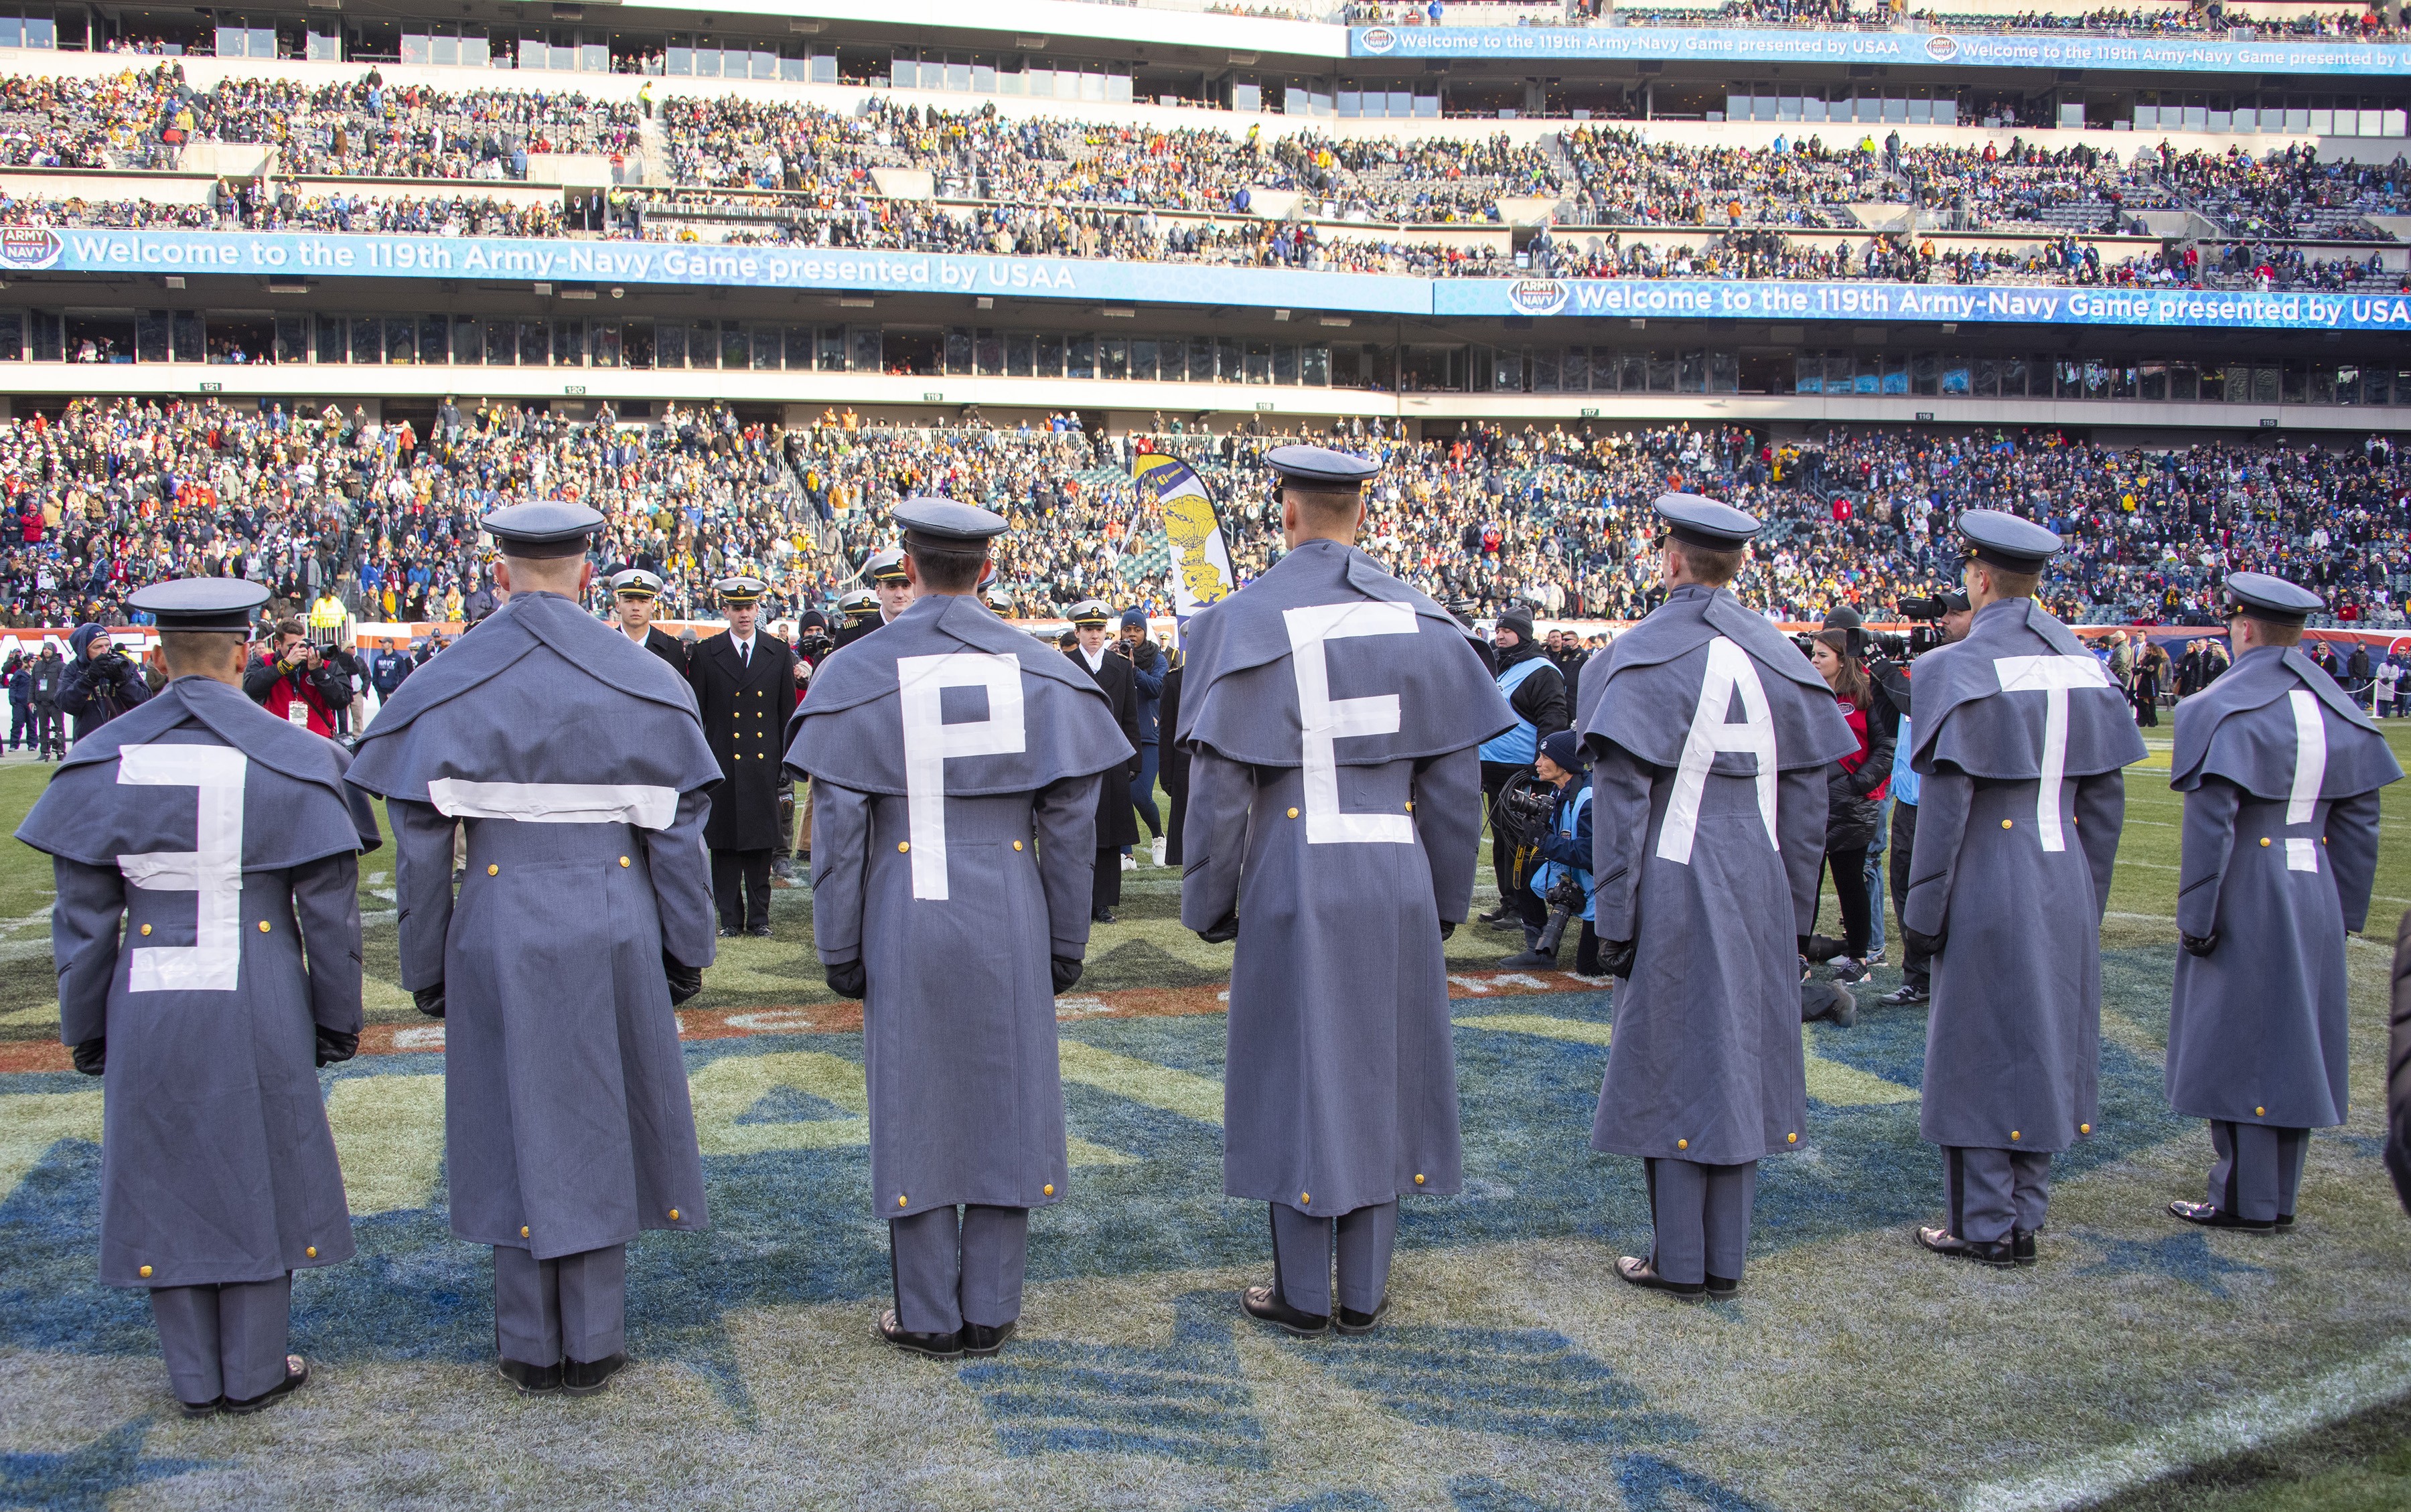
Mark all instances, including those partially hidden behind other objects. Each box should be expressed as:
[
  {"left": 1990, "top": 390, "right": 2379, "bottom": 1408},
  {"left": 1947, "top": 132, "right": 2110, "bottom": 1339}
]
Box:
[{"left": 1135, "top": 453, "right": 1235, "bottom": 624}]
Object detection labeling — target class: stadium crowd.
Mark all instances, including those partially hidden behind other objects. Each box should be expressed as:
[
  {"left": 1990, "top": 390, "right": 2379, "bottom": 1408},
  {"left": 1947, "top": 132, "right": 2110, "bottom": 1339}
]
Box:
[
  {"left": 0, "top": 67, "right": 2399, "bottom": 267},
  {"left": 1, "top": 398, "right": 2402, "bottom": 642}
]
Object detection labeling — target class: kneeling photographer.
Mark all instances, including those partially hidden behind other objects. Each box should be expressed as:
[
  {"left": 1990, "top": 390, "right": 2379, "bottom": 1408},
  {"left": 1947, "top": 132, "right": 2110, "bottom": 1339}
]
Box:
[
  {"left": 1496, "top": 731, "right": 1601, "bottom": 978},
  {"left": 58, "top": 621, "right": 150, "bottom": 745}
]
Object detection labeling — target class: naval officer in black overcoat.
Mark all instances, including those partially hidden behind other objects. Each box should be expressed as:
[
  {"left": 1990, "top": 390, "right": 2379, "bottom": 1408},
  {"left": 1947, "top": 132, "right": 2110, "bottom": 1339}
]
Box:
[
  {"left": 688, "top": 574, "right": 802, "bottom": 935},
  {"left": 608, "top": 566, "right": 688, "bottom": 677},
  {"left": 1064, "top": 598, "right": 1143, "bottom": 923}
]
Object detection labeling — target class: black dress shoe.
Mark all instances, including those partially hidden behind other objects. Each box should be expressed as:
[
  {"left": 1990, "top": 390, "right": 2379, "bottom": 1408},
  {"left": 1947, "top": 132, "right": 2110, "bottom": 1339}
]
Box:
[
  {"left": 1477, "top": 905, "right": 1510, "bottom": 925},
  {"left": 960, "top": 1321, "right": 1017, "bottom": 1357},
  {"left": 223, "top": 1356, "right": 309, "bottom": 1414},
  {"left": 1704, "top": 1274, "right": 1740, "bottom": 1300},
  {"left": 877, "top": 1308, "right": 963, "bottom": 1358},
  {"left": 1333, "top": 1296, "right": 1390, "bottom": 1335},
  {"left": 745, "top": 923, "right": 773, "bottom": 938},
  {"left": 1090, "top": 909, "right": 1116, "bottom": 925},
  {"left": 2167, "top": 1201, "right": 2276, "bottom": 1231},
  {"left": 177, "top": 1396, "right": 222, "bottom": 1419},
  {"left": 2012, "top": 1229, "right": 2038, "bottom": 1266},
  {"left": 1241, "top": 1285, "right": 1330, "bottom": 1336},
  {"left": 561, "top": 1352, "right": 627, "bottom": 1395},
  {"left": 1916, "top": 1225, "right": 2016, "bottom": 1267},
  {"left": 1615, "top": 1256, "right": 1705, "bottom": 1300},
  {"left": 717, "top": 926, "right": 739, "bottom": 938},
  {"left": 498, "top": 1357, "right": 563, "bottom": 1394},
  {"left": 2275, "top": 1213, "right": 2296, "bottom": 1231}
]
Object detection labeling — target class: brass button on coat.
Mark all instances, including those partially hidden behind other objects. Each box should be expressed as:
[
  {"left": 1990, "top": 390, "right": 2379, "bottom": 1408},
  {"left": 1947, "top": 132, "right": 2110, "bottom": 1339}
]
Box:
[
  {"left": 1043, "top": 1184, "right": 1054, "bottom": 1197},
  {"left": 259, "top": 921, "right": 271, "bottom": 933},
  {"left": 1414, "top": 1173, "right": 1425, "bottom": 1185},
  {"left": 2260, "top": 837, "right": 2272, "bottom": 847},
  {"left": 1300, "top": 1191, "right": 1311, "bottom": 1205},
  {"left": 668, "top": 1208, "right": 680, "bottom": 1221},
  {"left": 897, "top": 842, "right": 910, "bottom": 853},
  {"left": 1676, "top": 1139, "right": 1688, "bottom": 1150},
  {"left": 898, "top": 1195, "right": 909, "bottom": 1207},
  {"left": 305, "top": 1245, "right": 317, "bottom": 1259},
  {"left": 619, "top": 856, "right": 630, "bottom": 867},
  {"left": 2255, "top": 1106, "right": 2266, "bottom": 1117},
  {"left": 2079, "top": 1123, "right": 2092, "bottom": 1134},
  {"left": 139, "top": 1265, "right": 152, "bottom": 1278},
  {"left": 1287, "top": 807, "right": 1300, "bottom": 819},
  {"left": 2000, "top": 819, "right": 2013, "bottom": 830},
  {"left": 139, "top": 923, "right": 151, "bottom": 935},
  {"left": 521, "top": 1225, "right": 530, "bottom": 1239},
  {"left": 488, "top": 864, "right": 500, "bottom": 875},
  {"left": 1013, "top": 840, "right": 1024, "bottom": 851},
  {"left": 2010, "top": 1130, "right": 2021, "bottom": 1141},
  {"left": 1787, "top": 1132, "right": 1798, "bottom": 1144}
]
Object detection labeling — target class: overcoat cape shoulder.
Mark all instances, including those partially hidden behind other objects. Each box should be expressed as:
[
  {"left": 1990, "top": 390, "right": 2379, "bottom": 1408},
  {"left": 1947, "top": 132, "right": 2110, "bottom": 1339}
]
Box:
[
  {"left": 1175, "top": 539, "right": 1512, "bottom": 765},
  {"left": 2170, "top": 645, "right": 2398, "bottom": 798},
  {"left": 346, "top": 591, "right": 719, "bottom": 805},
  {"left": 784, "top": 594, "right": 1131, "bottom": 795},
  {"left": 18, "top": 675, "right": 377, "bottom": 865}
]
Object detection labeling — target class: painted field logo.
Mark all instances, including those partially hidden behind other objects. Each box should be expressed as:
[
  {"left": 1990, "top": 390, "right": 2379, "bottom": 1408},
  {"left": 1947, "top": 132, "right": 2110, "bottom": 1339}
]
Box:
[
  {"left": 1509, "top": 279, "right": 1569, "bottom": 317},
  {"left": 0, "top": 228, "right": 60, "bottom": 271},
  {"left": 1360, "top": 25, "right": 1396, "bottom": 53},
  {"left": 1924, "top": 35, "right": 1960, "bottom": 62}
]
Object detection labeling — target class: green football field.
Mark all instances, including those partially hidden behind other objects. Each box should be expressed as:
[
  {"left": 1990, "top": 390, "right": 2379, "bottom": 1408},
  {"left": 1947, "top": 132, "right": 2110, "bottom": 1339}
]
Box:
[{"left": 2, "top": 727, "right": 2408, "bottom": 1511}]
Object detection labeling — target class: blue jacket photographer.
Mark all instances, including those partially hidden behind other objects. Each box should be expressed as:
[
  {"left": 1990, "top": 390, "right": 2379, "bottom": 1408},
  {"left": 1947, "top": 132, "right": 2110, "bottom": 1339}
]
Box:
[
  {"left": 1499, "top": 730, "right": 1601, "bottom": 978},
  {"left": 57, "top": 621, "right": 151, "bottom": 745}
]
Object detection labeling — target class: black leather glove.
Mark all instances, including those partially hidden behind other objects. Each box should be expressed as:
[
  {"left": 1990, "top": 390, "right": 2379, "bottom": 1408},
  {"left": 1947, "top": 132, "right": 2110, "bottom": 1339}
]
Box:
[
  {"left": 2181, "top": 931, "right": 2219, "bottom": 958},
  {"left": 824, "top": 959, "right": 867, "bottom": 999},
  {"left": 1051, "top": 956, "right": 1083, "bottom": 994},
  {"left": 412, "top": 984, "right": 446, "bottom": 1020},
  {"left": 1600, "top": 938, "right": 1637, "bottom": 979},
  {"left": 1196, "top": 911, "right": 1239, "bottom": 945},
  {"left": 664, "top": 953, "right": 704, "bottom": 1006},
  {"left": 70, "top": 1036, "right": 104, "bottom": 1075},
  {"left": 1439, "top": 921, "right": 1456, "bottom": 941},
  {"left": 315, "top": 1027, "right": 359, "bottom": 1067},
  {"left": 1902, "top": 927, "right": 1946, "bottom": 962}
]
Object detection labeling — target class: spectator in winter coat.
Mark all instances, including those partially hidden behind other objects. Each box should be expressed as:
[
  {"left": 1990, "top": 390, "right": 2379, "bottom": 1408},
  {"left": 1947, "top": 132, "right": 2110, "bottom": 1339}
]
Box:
[
  {"left": 57, "top": 621, "right": 151, "bottom": 745},
  {"left": 1807, "top": 623, "right": 1896, "bottom": 984}
]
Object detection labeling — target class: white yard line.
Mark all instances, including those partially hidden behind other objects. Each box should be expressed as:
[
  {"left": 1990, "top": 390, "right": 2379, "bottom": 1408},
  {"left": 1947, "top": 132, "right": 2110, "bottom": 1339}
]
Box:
[{"left": 1959, "top": 1336, "right": 2411, "bottom": 1512}]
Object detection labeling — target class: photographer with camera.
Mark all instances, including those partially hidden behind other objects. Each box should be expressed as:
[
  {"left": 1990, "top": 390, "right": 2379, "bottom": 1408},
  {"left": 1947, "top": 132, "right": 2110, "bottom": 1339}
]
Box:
[
  {"left": 1496, "top": 731, "right": 1601, "bottom": 978},
  {"left": 1867, "top": 587, "right": 1972, "bottom": 1006},
  {"left": 57, "top": 621, "right": 151, "bottom": 745},
  {"left": 242, "top": 617, "right": 350, "bottom": 738}
]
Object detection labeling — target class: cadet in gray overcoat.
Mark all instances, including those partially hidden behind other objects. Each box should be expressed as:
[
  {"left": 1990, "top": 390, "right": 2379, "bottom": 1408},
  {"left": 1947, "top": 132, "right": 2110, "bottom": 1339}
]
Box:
[
  {"left": 17, "top": 579, "right": 379, "bottom": 1415},
  {"left": 1579, "top": 496, "right": 1856, "bottom": 1302},
  {"left": 1904, "top": 511, "right": 2146, "bottom": 1267},
  {"left": 348, "top": 502, "right": 722, "bottom": 1397},
  {"left": 1177, "top": 446, "right": 1512, "bottom": 1336},
  {"left": 786, "top": 498, "right": 1131, "bottom": 1359},
  {"left": 2165, "top": 573, "right": 2400, "bottom": 1229}
]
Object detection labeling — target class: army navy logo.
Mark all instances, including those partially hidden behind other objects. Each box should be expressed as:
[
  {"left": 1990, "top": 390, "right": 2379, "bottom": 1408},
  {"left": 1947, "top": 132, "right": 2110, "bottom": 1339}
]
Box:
[
  {"left": 1924, "top": 35, "right": 1960, "bottom": 62},
  {"left": 0, "top": 227, "right": 61, "bottom": 271},
  {"left": 1508, "top": 279, "right": 1570, "bottom": 317},
  {"left": 1360, "top": 25, "right": 1396, "bottom": 53}
]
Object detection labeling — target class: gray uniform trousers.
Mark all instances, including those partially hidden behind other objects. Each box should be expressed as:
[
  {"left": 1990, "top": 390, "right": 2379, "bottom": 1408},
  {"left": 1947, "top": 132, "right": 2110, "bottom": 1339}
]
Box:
[
  {"left": 494, "top": 1243, "right": 627, "bottom": 1366},
  {"left": 151, "top": 1274, "right": 291, "bottom": 1406},
  {"left": 891, "top": 1205, "right": 1029, "bottom": 1335},
  {"left": 2207, "top": 1122, "right": 2309, "bottom": 1224},
  {"left": 1270, "top": 1199, "right": 1398, "bottom": 1317},
  {"left": 1946, "top": 1146, "right": 2052, "bottom": 1243},
  {"left": 1644, "top": 1158, "right": 1757, "bottom": 1286}
]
